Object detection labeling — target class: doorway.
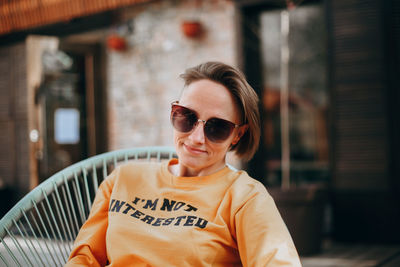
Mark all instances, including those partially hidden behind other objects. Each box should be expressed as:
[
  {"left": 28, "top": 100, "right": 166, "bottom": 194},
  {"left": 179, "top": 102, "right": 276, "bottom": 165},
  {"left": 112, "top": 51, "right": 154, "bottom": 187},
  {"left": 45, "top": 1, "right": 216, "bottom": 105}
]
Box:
[{"left": 33, "top": 40, "right": 107, "bottom": 183}]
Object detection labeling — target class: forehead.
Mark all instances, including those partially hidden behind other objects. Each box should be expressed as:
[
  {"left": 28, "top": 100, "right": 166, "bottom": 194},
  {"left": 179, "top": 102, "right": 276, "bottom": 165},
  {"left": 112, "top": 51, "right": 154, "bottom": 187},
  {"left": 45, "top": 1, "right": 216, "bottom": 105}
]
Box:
[{"left": 179, "top": 79, "right": 240, "bottom": 121}]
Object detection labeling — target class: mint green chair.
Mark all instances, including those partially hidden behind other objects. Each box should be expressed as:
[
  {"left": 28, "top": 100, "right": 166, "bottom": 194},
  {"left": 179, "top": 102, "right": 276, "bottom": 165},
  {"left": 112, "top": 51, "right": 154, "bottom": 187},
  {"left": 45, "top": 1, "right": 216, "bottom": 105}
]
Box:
[{"left": 0, "top": 146, "right": 176, "bottom": 267}]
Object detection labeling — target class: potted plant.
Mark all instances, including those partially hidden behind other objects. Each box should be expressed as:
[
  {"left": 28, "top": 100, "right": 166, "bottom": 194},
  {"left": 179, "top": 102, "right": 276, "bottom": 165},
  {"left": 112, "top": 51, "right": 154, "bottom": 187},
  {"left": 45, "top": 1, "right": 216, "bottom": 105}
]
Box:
[
  {"left": 106, "top": 34, "right": 127, "bottom": 52},
  {"left": 181, "top": 20, "right": 203, "bottom": 39}
]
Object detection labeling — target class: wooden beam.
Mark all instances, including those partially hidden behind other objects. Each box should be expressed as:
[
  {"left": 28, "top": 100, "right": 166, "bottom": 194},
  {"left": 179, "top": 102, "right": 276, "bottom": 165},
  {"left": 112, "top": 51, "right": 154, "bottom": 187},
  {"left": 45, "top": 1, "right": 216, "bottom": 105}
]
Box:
[{"left": 0, "top": 0, "right": 150, "bottom": 36}]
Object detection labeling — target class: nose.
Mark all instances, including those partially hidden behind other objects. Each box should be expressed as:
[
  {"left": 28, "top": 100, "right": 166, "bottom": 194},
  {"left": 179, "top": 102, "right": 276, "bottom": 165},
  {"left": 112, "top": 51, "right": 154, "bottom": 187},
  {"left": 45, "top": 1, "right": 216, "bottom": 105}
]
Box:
[{"left": 188, "top": 119, "right": 206, "bottom": 144}]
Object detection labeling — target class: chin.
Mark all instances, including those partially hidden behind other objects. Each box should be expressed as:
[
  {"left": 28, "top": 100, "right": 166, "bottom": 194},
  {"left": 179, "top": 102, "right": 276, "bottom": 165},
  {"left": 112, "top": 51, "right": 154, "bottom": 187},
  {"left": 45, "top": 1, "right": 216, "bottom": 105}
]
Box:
[
  {"left": 178, "top": 148, "right": 203, "bottom": 165},
  {"left": 176, "top": 147, "right": 206, "bottom": 169}
]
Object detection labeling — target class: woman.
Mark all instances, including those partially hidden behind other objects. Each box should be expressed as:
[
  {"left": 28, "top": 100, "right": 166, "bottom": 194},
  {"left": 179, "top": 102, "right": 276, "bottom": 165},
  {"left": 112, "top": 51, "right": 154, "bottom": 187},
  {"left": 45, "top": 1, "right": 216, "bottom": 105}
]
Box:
[{"left": 66, "top": 62, "right": 301, "bottom": 266}]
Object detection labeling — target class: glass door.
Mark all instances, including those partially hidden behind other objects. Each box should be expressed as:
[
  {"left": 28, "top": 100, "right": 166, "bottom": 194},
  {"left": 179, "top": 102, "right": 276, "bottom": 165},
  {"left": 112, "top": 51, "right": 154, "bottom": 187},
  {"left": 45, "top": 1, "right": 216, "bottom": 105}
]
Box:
[{"left": 260, "top": 3, "right": 329, "bottom": 187}]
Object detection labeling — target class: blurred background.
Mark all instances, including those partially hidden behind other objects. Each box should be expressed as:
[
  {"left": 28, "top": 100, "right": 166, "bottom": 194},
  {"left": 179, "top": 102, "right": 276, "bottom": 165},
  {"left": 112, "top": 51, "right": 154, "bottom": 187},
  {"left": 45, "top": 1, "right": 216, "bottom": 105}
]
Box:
[{"left": 0, "top": 0, "right": 399, "bottom": 265}]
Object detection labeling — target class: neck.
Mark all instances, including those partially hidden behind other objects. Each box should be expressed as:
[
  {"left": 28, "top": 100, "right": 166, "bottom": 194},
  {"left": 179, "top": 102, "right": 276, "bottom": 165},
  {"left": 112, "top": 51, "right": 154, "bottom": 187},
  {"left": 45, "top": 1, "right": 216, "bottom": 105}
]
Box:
[{"left": 169, "top": 160, "right": 227, "bottom": 177}]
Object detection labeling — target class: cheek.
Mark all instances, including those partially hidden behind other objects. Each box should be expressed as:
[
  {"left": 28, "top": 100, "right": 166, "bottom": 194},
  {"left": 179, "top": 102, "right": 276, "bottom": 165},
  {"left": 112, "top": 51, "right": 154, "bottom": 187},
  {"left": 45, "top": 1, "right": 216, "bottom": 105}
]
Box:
[
  {"left": 173, "top": 130, "right": 186, "bottom": 144},
  {"left": 212, "top": 139, "right": 234, "bottom": 154},
  {"left": 173, "top": 131, "right": 180, "bottom": 145}
]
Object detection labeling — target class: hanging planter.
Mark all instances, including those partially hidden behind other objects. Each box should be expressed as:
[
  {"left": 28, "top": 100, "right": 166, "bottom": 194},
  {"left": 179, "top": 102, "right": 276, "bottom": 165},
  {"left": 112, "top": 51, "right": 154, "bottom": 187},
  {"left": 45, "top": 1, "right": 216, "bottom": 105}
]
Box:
[
  {"left": 106, "top": 34, "right": 127, "bottom": 52},
  {"left": 181, "top": 20, "right": 203, "bottom": 38}
]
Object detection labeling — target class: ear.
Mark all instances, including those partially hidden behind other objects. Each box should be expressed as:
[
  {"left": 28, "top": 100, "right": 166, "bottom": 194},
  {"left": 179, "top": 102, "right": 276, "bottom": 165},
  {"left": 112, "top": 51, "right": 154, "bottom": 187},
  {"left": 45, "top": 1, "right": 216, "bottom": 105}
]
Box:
[{"left": 231, "top": 125, "right": 249, "bottom": 145}]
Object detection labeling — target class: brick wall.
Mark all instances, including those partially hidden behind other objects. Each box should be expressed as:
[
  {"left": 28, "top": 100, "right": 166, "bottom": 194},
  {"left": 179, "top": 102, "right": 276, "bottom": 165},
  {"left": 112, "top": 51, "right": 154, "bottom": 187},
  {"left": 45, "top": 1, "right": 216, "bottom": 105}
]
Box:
[{"left": 106, "top": 0, "right": 237, "bottom": 151}]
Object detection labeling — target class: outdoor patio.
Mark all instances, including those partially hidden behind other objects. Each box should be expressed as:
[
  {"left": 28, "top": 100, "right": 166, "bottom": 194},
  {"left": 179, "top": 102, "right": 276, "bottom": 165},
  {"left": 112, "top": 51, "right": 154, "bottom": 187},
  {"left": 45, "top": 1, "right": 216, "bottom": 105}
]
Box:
[{"left": 2, "top": 235, "right": 400, "bottom": 266}]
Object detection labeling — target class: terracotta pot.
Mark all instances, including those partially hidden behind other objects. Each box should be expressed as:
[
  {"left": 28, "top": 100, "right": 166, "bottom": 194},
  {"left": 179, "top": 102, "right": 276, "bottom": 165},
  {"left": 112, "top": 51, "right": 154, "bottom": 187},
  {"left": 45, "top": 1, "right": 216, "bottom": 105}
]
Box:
[
  {"left": 107, "top": 34, "right": 127, "bottom": 51},
  {"left": 181, "top": 21, "right": 203, "bottom": 38}
]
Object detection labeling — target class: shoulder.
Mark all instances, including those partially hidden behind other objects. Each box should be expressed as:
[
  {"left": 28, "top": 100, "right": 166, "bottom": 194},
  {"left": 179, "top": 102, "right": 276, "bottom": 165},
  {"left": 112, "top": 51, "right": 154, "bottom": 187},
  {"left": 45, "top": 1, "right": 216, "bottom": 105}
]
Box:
[
  {"left": 231, "top": 170, "right": 269, "bottom": 196},
  {"left": 228, "top": 170, "right": 274, "bottom": 210}
]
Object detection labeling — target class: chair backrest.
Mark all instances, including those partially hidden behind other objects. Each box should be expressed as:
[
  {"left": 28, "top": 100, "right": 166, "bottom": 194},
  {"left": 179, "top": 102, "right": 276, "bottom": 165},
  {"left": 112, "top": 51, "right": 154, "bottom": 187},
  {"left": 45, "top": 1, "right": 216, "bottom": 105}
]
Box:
[{"left": 0, "top": 146, "right": 176, "bottom": 267}]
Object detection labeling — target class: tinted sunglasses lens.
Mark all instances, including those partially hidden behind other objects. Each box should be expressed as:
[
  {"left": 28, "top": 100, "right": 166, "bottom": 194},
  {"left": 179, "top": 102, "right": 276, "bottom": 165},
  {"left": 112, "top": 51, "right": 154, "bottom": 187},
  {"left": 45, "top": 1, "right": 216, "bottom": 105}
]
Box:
[
  {"left": 171, "top": 105, "right": 197, "bottom": 132},
  {"left": 204, "top": 118, "right": 235, "bottom": 142}
]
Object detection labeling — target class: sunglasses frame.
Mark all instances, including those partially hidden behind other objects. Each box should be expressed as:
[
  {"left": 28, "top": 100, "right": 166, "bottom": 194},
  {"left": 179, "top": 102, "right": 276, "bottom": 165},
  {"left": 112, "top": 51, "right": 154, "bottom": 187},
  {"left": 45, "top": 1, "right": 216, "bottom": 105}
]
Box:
[{"left": 170, "top": 101, "right": 243, "bottom": 143}]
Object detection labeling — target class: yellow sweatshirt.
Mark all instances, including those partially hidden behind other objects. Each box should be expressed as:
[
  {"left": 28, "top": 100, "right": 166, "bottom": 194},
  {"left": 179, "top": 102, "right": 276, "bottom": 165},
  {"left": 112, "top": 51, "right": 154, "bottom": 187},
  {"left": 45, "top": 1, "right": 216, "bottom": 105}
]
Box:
[{"left": 66, "top": 159, "right": 301, "bottom": 266}]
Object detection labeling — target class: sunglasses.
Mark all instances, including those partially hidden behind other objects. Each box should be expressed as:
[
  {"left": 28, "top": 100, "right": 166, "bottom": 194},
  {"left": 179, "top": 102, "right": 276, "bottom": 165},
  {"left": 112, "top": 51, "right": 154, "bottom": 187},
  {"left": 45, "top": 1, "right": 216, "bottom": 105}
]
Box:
[{"left": 170, "top": 101, "right": 242, "bottom": 143}]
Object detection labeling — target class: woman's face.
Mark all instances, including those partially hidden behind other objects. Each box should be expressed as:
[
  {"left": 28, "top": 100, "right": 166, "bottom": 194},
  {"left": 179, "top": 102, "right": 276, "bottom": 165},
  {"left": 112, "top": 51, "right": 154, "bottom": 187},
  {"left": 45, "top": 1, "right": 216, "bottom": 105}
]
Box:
[{"left": 173, "top": 79, "right": 246, "bottom": 177}]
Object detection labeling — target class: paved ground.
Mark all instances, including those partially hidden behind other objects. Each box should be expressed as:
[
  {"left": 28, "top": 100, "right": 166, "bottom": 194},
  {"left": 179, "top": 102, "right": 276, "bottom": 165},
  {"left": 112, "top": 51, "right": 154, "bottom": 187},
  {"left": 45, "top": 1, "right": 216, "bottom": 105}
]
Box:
[{"left": 301, "top": 240, "right": 400, "bottom": 267}]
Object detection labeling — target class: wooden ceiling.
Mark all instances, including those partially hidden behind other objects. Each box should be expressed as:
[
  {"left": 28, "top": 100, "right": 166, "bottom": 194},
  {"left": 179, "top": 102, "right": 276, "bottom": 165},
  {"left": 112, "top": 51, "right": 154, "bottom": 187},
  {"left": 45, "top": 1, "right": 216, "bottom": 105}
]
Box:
[{"left": 0, "top": 0, "right": 150, "bottom": 36}]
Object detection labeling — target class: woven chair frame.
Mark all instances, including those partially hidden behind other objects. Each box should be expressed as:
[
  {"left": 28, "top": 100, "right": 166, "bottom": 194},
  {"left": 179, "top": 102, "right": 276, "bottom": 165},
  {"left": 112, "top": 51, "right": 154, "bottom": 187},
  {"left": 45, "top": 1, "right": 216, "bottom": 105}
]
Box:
[{"left": 0, "top": 146, "right": 176, "bottom": 267}]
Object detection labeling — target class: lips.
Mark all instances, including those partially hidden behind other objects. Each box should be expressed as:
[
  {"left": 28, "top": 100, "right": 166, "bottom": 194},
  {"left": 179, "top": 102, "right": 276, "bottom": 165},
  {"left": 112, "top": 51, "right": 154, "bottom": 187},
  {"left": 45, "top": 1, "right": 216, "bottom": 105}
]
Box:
[{"left": 183, "top": 143, "right": 207, "bottom": 155}]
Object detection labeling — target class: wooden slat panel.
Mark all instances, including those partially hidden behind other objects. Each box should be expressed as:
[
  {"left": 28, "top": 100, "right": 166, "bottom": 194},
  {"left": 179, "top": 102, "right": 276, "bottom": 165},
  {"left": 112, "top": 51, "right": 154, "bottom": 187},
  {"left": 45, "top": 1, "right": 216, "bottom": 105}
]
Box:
[
  {"left": 0, "top": 48, "right": 10, "bottom": 118},
  {"left": 0, "top": 42, "right": 28, "bottom": 199},
  {"left": 329, "top": 0, "right": 400, "bottom": 243},
  {"left": 391, "top": 0, "right": 400, "bottom": 193},
  {"left": 0, "top": 121, "right": 15, "bottom": 188},
  {"left": 14, "top": 119, "right": 30, "bottom": 196},
  {"left": 331, "top": 0, "right": 388, "bottom": 191},
  {"left": 11, "top": 43, "right": 28, "bottom": 119},
  {"left": 0, "top": 44, "right": 17, "bottom": 190}
]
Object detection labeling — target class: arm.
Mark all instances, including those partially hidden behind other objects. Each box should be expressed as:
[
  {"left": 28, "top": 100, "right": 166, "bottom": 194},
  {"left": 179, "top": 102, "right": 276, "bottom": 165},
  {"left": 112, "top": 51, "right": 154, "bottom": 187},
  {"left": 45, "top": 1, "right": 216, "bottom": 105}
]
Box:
[
  {"left": 65, "top": 171, "right": 116, "bottom": 267},
  {"left": 235, "top": 186, "right": 302, "bottom": 267}
]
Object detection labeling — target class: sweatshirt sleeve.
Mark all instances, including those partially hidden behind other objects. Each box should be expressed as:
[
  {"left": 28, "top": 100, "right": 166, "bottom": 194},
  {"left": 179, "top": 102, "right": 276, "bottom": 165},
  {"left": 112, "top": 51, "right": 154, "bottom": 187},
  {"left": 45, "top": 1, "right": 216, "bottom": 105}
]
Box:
[
  {"left": 235, "top": 185, "right": 302, "bottom": 267},
  {"left": 65, "top": 170, "right": 116, "bottom": 267}
]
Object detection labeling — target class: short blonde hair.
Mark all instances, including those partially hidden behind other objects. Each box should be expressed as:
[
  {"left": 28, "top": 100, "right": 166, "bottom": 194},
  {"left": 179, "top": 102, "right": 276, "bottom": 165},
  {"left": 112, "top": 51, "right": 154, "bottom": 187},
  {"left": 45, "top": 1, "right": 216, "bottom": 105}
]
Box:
[{"left": 180, "top": 61, "right": 260, "bottom": 161}]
